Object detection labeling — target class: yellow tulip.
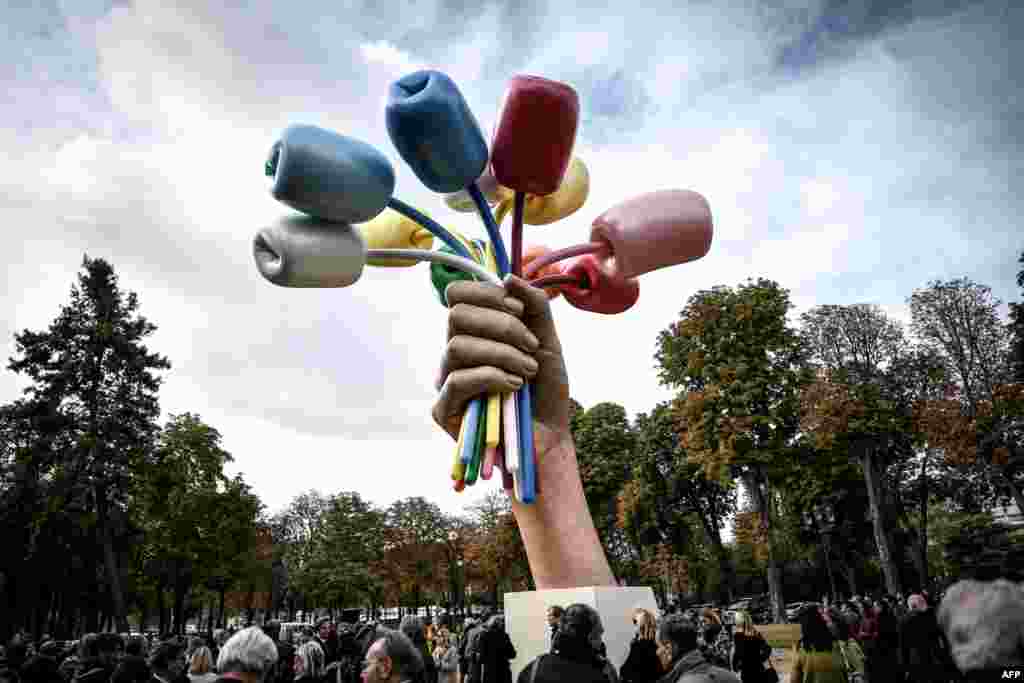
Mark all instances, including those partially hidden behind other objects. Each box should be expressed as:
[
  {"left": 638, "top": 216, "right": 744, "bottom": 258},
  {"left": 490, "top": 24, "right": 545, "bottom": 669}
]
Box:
[{"left": 357, "top": 208, "right": 435, "bottom": 266}]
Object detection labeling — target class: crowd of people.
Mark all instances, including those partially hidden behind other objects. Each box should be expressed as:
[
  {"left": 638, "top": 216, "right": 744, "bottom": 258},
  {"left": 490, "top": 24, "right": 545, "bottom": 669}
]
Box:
[{"left": 2, "top": 577, "right": 1020, "bottom": 683}]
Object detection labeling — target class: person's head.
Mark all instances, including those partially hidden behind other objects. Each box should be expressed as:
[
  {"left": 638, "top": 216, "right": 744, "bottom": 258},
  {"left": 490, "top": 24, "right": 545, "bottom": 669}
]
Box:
[
  {"left": 546, "top": 605, "right": 563, "bottom": 627},
  {"left": 733, "top": 610, "right": 757, "bottom": 637},
  {"left": 316, "top": 619, "right": 330, "bottom": 642},
  {"left": 149, "top": 641, "right": 188, "bottom": 680},
  {"left": 213, "top": 630, "right": 228, "bottom": 648},
  {"left": 124, "top": 636, "right": 147, "bottom": 659},
  {"left": 824, "top": 606, "right": 849, "bottom": 641},
  {"left": 656, "top": 614, "right": 698, "bottom": 670},
  {"left": 261, "top": 621, "right": 281, "bottom": 643},
  {"left": 19, "top": 655, "right": 61, "bottom": 683},
  {"left": 215, "top": 627, "right": 279, "bottom": 682},
  {"left": 630, "top": 609, "right": 656, "bottom": 641},
  {"left": 556, "top": 604, "right": 604, "bottom": 653},
  {"left": 362, "top": 630, "right": 423, "bottom": 683},
  {"left": 700, "top": 608, "right": 720, "bottom": 625},
  {"left": 300, "top": 627, "right": 315, "bottom": 645},
  {"left": 398, "top": 616, "right": 426, "bottom": 648},
  {"left": 485, "top": 615, "right": 504, "bottom": 632},
  {"left": 293, "top": 641, "right": 323, "bottom": 680},
  {"left": 93, "top": 633, "right": 123, "bottom": 666},
  {"left": 796, "top": 606, "right": 835, "bottom": 652},
  {"left": 907, "top": 594, "right": 928, "bottom": 612},
  {"left": 189, "top": 647, "right": 214, "bottom": 676},
  {"left": 938, "top": 579, "right": 1024, "bottom": 673}
]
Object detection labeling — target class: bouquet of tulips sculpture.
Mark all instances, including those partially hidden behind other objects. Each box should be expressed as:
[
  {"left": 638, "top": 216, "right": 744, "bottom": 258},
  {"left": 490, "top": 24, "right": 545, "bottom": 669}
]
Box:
[{"left": 253, "top": 70, "right": 713, "bottom": 505}]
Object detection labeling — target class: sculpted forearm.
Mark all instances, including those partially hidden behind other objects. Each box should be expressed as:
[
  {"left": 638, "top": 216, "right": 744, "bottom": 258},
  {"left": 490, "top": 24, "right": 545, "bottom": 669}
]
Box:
[{"left": 511, "top": 438, "right": 616, "bottom": 589}]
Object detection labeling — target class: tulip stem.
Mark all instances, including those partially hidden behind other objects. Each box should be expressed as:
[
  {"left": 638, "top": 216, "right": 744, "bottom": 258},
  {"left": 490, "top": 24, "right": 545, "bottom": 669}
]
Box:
[
  {"left": 530, "top": 273, "right": 585, "bottom": 289},
  {"left": 387, "top": 197, "right": 474, "bottom": 261},
  {"left": 523, "top": 242, "right": 609, "bottom": 280},
  {"left": 365, "top": 249, "right": 500, "bottom": 284},
  {"left": 512, "top": 192, "right": 526, "bottom": 278},
  {"left": 467, "top": 184, "right": 511, "bottom": 277}
]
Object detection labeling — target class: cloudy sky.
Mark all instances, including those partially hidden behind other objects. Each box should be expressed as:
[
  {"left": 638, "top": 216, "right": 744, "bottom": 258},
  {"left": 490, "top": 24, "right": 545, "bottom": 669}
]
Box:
[{"left": 2, "top": 0, "right": 1021, "bottom": 521}]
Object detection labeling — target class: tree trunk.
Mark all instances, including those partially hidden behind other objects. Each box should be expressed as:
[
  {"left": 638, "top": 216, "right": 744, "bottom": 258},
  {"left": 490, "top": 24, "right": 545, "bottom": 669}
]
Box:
[
  {"left": 919, "top": 451, "right": 930, "bottom": 586},
  {"left": 94, "top": 483, "right": 130, "bottom": 633},
  {"left": 157, "top": 583, "right": 167, "bottom": 635},
  {"left": 218, "top": 588, "right": 226, "bottom": 629},
  {"left": 744, "top": 469, "right": 786, "bottom": 623},
  {"left": 858, "top": 448, "right": 902, "bottom": 595}
]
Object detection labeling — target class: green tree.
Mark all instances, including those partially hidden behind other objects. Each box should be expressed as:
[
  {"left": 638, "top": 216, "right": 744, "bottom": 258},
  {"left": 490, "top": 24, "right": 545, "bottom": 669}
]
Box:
[
  {"left": 5, "top": 256, "right": 170, "bottom": 633},
  {"left": 655, "top": 279, "right": 809, "bottom": 622},
  {"left": 571, "top": 401, "right": 638, "bottom": 577},
  {"left": 384, "top": 496, "right": 447, "bottom": 612},
  {"left": 624, "top": 402, "right": 736, "bottom": 603}
]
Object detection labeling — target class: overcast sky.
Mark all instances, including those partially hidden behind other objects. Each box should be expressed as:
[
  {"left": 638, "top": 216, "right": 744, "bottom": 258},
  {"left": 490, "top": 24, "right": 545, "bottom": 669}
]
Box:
[{"left": 3, "top": 0, "right": 1021, "bottom": 522}]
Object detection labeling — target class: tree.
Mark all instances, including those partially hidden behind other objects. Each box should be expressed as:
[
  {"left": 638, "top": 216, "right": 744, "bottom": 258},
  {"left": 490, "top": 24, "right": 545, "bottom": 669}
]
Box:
[
  {"left": 624, "top": 403, "right": 736, "bottom": 603},
  {"left": 5, "top": 256, "right": 170, "bottom": 632},
  {"left": 571, "top": 401, "right": 638, "bottom": 576},
  {"left": 384, "top": 497, "right": 447, "bottom": 612},
  {"left": 1011, "top": 251, "right": 1024, "bottom": 383},
  {"left": 909, "top": 278, "right": 1024, "bottom": 514},
  {"left": 655, "top": 279, "right": 809, "bottom": 622},
  {"left": 131, "top": 413, "right": 236, "bottom": 634},
  {"left": 799, "top": 303, "right": 916, "bottom": 595}
]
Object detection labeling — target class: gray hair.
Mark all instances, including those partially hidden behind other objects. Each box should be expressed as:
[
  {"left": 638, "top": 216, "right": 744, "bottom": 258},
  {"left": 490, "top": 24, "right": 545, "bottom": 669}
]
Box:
[
  {"left": 374, "top": 629, "right": 423, "bottom": 678},
  {"left": 216, "top": 627, "right": 279, "bottom": 677},
  {"left": 938, "top": 579, "right": 1024, "bottom": 672}
]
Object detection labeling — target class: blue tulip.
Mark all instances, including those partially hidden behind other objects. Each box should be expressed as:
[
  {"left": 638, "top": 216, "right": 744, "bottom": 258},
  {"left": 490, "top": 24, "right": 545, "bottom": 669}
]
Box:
[
  {"left": 267, "top": 124, "right": 395, "bottom": 224},
  {"left": 385, "top": 70, "right": 488, "bottom": 193}
]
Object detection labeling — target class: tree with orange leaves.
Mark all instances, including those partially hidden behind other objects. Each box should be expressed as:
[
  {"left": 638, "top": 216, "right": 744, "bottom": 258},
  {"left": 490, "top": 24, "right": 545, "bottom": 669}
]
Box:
[
  {"left": 655, "top": 278, "right": 810, "bottom": 623},
  {"left": 909, "top": 278, "right": 1024, "bottom": 516}
]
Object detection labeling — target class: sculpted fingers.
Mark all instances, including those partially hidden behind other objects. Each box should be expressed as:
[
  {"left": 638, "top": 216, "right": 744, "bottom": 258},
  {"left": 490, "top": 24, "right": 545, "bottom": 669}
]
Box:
[
  {"left": 432, "top": 367, "right": 524, "bottom": 438},
  {"left": 440, "top": 335, "right": 539, "bottom": 382},
  {"left": 448, "top": 303, "right": 540, "bottom": 353}
]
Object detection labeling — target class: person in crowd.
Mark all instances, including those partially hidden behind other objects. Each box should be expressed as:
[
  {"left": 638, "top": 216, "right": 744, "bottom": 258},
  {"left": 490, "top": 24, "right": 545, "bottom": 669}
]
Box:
[
  {"left": 214, "top": 627, "right": 278, "bottom": 683},
  {"left": 653, "top": 614, "right": 738, "bottom": 683},
  {"left": 433, "top": 634, "right": 459, "bottom": 683},
  {"left": 517, "top": 604, "right": 609, "bottom": 683},
  {"left": 938, "top": 578, "right": 1024, "bottom": 680},
  {"left": 2, "top": 637, "right": 29, "bottom": 683},
  {"left": 361, "top": 630, "right": 423, "bottom": 683},
  {"left": 186, "top": 648, "right": 217, "bottom": 683},
  {"left": 543, "top": 608, "right": 562, "bottom": 653},
  {"left": 313, "top": 621, "right": 335, "bottom": 668},
  {"left": 293, "top": 642, "right": 324, "bottom": 683},
  {"left": 457, "top": 620, "right": 480, "bottom": 683},
  {"left": 619, "top": 609, "right": 660, "bottom": 683},
  {"left": 789, "top": 606, "right": 844, "bottom": 683},
  {"left": 475, "top": 616, "right": 515, "bottom": 683},
  {"left": 211, "top": 632, "right": 229, "bottom": 669},
  {"left": 421, "top": 619, "right": 435, "bottom": 659},
  {"left": 326, "top": 625, "right": 360, "bottom": 683},
  {"left": 19, "top": 652, "right": 63, "bottom": 683},
  {"left": 111, "top": 636, "right": 151, "bottom": 683},
  {"left": 822, "top": 607, "right": 865, "bottom": 683},
  {"left": 728, "top": 611, "right": 771, "bottom": 683},
  {"left": 862, "top": 599, "right": 900, "bottom": 683},
  {"left": 73, "top": 633, "right": 122, "bottom": 683},
  {"left": 398, "top": 618, "right": 435, "bottom": 683},
  {"left": 259, "top": 622, "right": 293, "bottom": 683},
  {"left": 898, "top": 592, "right": 959, "bottom": 683},
  {"left": 149, "top": 641, "right": 188, "bottom": 683},
  {"left": 697, "top": 609, "right": 728, "bottom": 669}
]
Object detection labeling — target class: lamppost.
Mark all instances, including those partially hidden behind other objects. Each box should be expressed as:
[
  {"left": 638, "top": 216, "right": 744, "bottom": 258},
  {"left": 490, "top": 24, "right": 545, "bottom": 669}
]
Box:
[
  {"left": 806, "top": 498, "right": 839, "bottom": 604},
  {"left": 447, "top": 531, "right": 463, "bottom": 621}
]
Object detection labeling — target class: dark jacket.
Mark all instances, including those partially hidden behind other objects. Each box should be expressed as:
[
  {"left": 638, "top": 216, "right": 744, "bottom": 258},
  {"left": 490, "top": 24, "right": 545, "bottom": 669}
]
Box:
[
  {"left": 619, "top": 639, "right": 661, "bottom": 683},
  {"left": 730, "top": 633, "right": 771, "bottom": 683},
  {"left": 459, "top": 626, "right": 484, "bottom": 680},
  {"left": 516, "top": 653, "right": 607, "bottom": 683},
  {"left": 657, "top": 650, "right": 739, "bottom": 683},
  {"left": 477, "top": 628, "right": 516, "bottom": 683},
  {"left": 72, "top": 659, "right": 115, "bottom": 683},
  {"left": 111, "top": 657, "right": 150, "bottom": 683},
  {"left": 898, "top": 609, "right": 960, "bottom": 683}
]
